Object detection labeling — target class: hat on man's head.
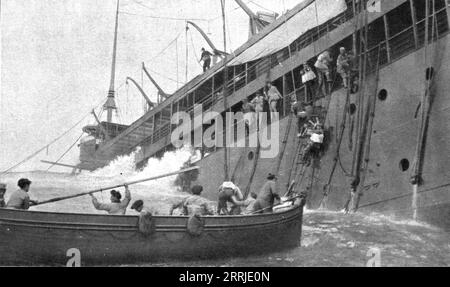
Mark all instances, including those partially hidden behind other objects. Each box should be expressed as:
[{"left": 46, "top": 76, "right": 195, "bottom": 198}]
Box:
[
  {"left": 131, "top": 200, "right": 144, "bottom": 210},
  {"left": 17, "top": 178, "right": 32, "bottom": 188},
  {"left": 267, "top": 173, "right": 277, "bottom": 180},
  {"left": 110, "top": 190, "right": 122, "bottom": 200}
]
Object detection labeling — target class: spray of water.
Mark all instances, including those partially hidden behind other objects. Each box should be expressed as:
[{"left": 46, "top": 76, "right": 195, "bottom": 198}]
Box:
[
  {"left": 71, "top": 146, "right": 195, "bottom": 214},
  {"left": 86, "top": 146, "right": 195, "bottom": 194}
]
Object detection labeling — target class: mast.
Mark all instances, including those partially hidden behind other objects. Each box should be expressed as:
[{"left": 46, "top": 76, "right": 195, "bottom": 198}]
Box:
[
  {"left": 220, "top": 0, "right": 229, "bottom": 181},
  {"left": 104, "top": 0, "right": 120, "bottom": 123}
]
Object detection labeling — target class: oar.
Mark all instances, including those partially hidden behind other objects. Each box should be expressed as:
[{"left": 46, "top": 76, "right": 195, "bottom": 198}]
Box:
[{"left": 34, "top": 166, "right": 200, "bottom": 206}]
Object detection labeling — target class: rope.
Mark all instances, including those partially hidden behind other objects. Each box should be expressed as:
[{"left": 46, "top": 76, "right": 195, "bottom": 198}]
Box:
[
  {"left": 147, "top": 31, "right": 183, "bottom": 64},
  {"left": 358, "top": 180, "right": 450, "bottom": 210},
  {"left": 411, "top": 0, "right": 438, "bottom": 185},
  {"left": 318, "top": 79, "right": 352, "bottom": 208},
  {"left": 274, "top": 113, "right": 293, "bottom": 176},
  {"left": 286, "top": 136, "right": 302, "bottom": 187},
  {"left": 188, "top": 29, "right": 204, "bottom": 69},
  {"left": 0, "top": 112, "right": 92, "bottom": 176},
  {"left": 351, "top": 1, "right": 368, "bottom": 177},
  {"left": 249, "top": 0, "right": 277, "bottom": 14},
  {"left": 146, "top": 66, "right": 185, "bottom": 85},
  {"left": 46, "top": 132, "right": 85, "bottom": 171},
  {"left": 0, "top": 94, "right": 106, "bottom": 175},
  {"left": 120, "top": 10, "right": 209, "bottom": 22},
  {"left": 244, "top": 136, "right": 261, "bottom": 199},
  {"left": 353, "top": 45, "right": 382, "bottom": 212},
  {"left": 185, "top": 21, "right": 189, "bottom": 83},
  {"left": 230, "top": 147, "right": 248, "bottom": 182}
]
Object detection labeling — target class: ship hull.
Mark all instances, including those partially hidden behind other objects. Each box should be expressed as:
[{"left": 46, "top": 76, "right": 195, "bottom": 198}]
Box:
[{"left": 190, "top": 35, "right": 450, "bottom": 231}]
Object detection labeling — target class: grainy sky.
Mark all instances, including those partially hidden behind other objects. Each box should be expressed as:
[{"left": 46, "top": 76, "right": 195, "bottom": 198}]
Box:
[{"left": 0, "top": 0, "right": 300, "bottom": 172}]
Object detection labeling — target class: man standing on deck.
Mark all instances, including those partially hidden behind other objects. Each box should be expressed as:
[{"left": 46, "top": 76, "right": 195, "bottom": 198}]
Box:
[
  {"left": 265, "top": 82, "right": 282, "bottom": 118},
  {"left": 315, "top": 50, "right": 333, "bottom": 96},
  {"left": 90, "top": 185, "right": 131, "bottom": 215},
  {"left": 199, "top": 48, "right": 213, "bottom": 72},
  {"left": 242, "top": 98, "right": 255, "bottom": 136},
  {"left": 6, "top": 178, "right": 38, "bottom": 210},
  {"left": 251, "top": 91, "right": 266, "bottom": 130},
  {"left": 301, "top": 63, "right": 317, "bottom": 102},
  {"left": 337, "top": 47, "right": 351, "bottom": 88},
  {"left": 0, "top": 183, "right": 7, "bottom": 208},
  {"left": 253, "top": 174, "right": 281, "bottom": 214}
]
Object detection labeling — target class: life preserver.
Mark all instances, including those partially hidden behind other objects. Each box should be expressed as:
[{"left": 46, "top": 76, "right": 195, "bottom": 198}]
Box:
[
  {"left": 138, "top": 211, "right": 155, "bottom": 236},
  {"left": 186, "top": 214, "right": 205, "bottom": 236}
]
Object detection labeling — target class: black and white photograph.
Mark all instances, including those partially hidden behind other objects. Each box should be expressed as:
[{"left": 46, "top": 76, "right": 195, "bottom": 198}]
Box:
[{"left": 0, "top": 0, "right": 449, "bottom": 269}]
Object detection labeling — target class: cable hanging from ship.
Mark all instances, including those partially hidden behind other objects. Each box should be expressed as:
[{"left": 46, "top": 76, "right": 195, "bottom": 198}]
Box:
[
  {"left": 410, "top": 0, "right": 440, "bottom": 220},
  {"left": 0, "top": 97, "right": 106, "bottom": 176}
]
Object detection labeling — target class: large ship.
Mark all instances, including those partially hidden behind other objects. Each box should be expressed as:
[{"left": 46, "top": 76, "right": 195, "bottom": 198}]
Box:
[{"left": 77, "top": 0, "right": 450, "bottom": 230}]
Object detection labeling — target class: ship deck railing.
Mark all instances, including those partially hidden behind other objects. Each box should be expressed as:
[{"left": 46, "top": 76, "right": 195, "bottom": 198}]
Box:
[{"left": 127, "top": 1, "right": 450, "bottom": 156}]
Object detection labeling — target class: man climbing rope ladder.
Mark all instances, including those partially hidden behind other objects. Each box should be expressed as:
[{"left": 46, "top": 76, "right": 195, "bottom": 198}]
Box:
[{"left": 301, "top": 118, "right": 325, "bottom": 166}]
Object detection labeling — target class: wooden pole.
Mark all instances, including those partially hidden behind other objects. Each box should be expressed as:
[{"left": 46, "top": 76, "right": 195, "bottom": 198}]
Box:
[
  {"left": 34, "top": 166, "right": 200, "bottom": 206},
  {"left": 106, "top": 0, "right": 120, "bottom": 123}
]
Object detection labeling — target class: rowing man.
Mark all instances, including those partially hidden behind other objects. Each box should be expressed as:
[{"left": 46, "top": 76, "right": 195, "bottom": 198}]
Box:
[
  {"left": 6, "top": 178, "right": 38, "bottom": 210},
  {"left": 0, "top": 183, "right": 7, "bottom": 208},
  {"left": 90, "top": 185, "right": 131, "bottom": 215}
]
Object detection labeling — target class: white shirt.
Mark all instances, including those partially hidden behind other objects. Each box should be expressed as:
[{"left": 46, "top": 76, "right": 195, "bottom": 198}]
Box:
[{"left": 311, "top": 133, "right": 324, "bottom": 144}]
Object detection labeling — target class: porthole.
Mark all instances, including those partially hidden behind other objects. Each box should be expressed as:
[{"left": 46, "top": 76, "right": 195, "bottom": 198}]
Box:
[
  {"left": 349, "top": 103, "right": 357, "bottom": 115},
  {"left": 248, "top": 151, "right": 254, "bottom": 161},
  {"left": 378, "top": 89, "right": 388, "bottom": 101},
  {"left": 426, "top": 67, "right": 434, "bottom": 81},
  {"left": 399, "top": 159, "right": 410, "bottom": 172}
]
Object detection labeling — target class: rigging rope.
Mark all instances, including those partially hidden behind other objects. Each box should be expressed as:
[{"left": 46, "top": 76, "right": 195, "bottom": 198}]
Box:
[
  {"left": 147, "top": 31, "right": 183, "bottom": 64},
  {"left": 119, "top": 11, "right": 209, "bottom": 22},
  {"left": 274, "top": 0, "right": 299, "bottom": 186},
  {"left": 410, "top": 0, "right": 438, "bottom": 219},
  {"left": 186, "top": 21, "right": 189, "bottom": 83},
  {"left": 188, "top": 29, "right": 205, "bottom": 68},
  {"left": 46, "top": 132, "right": 85, "bottom": 172},
  {"left": 358, "top": 179, "right": 450, "bottom": 210},
  {"left": 249, "top": 0, "right": 277, "bottom": 14},
  {"left": 0, "top": 113, "right": 90, "bottom": 176},
  {"left": 0, "top": 96, "right": 105, "bottom": 176},
  {"left": 351, "top": 0, "right": 367, "bottom": 177},
  {"left": 319, "top": 73, "right": 352, "bottom": 208},
  {"left": 352, "top": 45, "right": 382, "bottom": 212}
]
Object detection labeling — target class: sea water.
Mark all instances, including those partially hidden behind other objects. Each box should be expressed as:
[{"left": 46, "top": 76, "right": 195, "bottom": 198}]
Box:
[{"left": 1, "top": 148, "right": 449, "bottom": 267}]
